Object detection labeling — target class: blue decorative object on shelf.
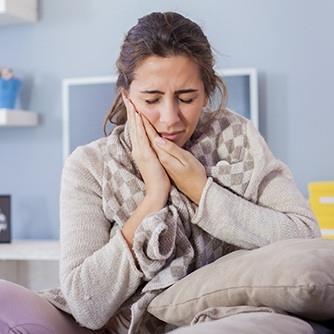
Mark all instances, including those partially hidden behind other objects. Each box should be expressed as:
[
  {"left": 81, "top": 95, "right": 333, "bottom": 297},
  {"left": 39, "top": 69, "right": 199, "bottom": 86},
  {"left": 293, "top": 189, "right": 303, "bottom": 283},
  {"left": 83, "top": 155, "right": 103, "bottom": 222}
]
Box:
[{"left": 0, "top": 78, "right": 21, "bottom": 109}]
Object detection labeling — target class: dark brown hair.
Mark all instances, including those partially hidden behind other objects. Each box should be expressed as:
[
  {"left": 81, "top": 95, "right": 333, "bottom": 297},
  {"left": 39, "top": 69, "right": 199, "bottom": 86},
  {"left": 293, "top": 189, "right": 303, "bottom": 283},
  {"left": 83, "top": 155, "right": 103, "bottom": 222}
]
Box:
[{"left": 104, "top": 11, "right": 227, "bottom": 135}]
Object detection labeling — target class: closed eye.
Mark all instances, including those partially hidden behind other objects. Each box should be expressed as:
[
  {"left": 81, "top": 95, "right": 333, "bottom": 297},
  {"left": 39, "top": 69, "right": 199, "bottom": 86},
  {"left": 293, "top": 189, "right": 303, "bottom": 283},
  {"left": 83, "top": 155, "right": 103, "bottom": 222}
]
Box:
[
  {"left": 146, "top": 98, "right": 194, "bottom": 105},
  {"left": 179, "top": 98, "right": 194, "bottom": 104},
  {"left": 145, "top": 99, "right": 159, "bottom": 105}
]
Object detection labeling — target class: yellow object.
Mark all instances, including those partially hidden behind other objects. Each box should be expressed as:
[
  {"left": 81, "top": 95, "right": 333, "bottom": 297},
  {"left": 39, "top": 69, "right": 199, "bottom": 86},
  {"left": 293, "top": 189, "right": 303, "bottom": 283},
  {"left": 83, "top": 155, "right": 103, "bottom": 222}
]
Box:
[{"left": 308, "top": 181, "right": 334, "bottom": 239}]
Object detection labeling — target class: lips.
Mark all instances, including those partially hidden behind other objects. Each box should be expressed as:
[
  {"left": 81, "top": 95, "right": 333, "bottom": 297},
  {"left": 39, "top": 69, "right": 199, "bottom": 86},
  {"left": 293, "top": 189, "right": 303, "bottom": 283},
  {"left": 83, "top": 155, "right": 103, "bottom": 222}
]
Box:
[{"left": 159, "top": 131, "right": 184, "bottom": 142}]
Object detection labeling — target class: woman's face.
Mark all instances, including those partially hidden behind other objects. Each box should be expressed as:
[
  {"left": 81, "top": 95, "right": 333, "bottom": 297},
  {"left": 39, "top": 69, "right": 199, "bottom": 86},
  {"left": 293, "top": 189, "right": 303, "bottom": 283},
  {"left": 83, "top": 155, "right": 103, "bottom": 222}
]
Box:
[{"left": 124, "top": 55, "right": 208, "bottom": 147}]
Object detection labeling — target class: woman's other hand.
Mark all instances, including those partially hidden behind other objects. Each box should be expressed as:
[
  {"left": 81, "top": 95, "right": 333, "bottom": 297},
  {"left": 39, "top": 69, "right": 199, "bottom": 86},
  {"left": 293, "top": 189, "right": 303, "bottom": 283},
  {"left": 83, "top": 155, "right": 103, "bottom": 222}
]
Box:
[
  {"left": 121, "top": 99, "right": 171, "bottom": 253},
  {"left": 126, "top": 99, "right": 170, "bottom": 208},
  {"left": 143, "top": 116, "right": 207, "bottom": 205}
]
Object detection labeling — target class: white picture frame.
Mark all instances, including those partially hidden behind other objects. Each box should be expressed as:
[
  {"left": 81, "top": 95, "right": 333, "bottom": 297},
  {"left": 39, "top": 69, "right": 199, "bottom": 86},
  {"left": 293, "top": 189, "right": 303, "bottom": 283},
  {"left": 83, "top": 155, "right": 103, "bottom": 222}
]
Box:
[{"left": 62, "top": 68, "right": 258, "bottom": 162}]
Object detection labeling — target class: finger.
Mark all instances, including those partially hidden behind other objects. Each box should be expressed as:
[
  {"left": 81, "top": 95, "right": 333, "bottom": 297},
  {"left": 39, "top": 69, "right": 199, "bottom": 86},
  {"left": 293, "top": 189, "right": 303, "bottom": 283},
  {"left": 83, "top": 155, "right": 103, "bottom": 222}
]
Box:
[
  {"left": 140, "top": 115, "right": 188, "bottom": 167},
  {"left": 125, "top": 99, "right": 140, "bottom": 150},
  {"left": 140, "top": 116, "right": 176, "bottom": 165},
  {"left": 139, "top": 115, "right": 181, "bottom": 158},
  {"left": 128, "top": 111, "right": 137, "bottom": 148},
  {"left": 125, "top": 99, "right": 135, "bottom": 130},
  {"left": 140, "top": 115, "right": 176, "bottom": 158},
  {"left": 141, "top": 115, "right": 159, "bottom": 143},
  {"left": 135, "top": 112, "right": 151, "bottom": 147},
  {"left": 153, "top": 136, "right": 190, "bottom": 166},
  {"left": 127, "top": 101, "right": 152, "bottom": 150}
]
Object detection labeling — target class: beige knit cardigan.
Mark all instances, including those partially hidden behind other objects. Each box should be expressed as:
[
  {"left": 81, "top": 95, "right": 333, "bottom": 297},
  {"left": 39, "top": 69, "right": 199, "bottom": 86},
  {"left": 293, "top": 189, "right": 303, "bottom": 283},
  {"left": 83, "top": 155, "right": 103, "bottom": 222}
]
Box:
[{"left": 40, "top": 108, "right": 320, "bottom": 333}]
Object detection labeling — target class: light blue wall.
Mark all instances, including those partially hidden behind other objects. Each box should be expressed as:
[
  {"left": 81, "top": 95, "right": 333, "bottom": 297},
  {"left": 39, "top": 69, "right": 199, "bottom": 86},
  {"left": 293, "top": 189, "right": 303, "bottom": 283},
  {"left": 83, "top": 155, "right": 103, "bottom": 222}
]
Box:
[{"left": 0, "top": 0, "right": 333, "bottom": 239}]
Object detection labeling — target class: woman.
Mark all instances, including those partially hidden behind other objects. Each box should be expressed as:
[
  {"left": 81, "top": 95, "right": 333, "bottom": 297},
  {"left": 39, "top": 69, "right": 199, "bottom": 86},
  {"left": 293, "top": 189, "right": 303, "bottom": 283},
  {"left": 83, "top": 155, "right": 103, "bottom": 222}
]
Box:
[{"left": 0, "top": 11, "right": 321, "bottom": 334}]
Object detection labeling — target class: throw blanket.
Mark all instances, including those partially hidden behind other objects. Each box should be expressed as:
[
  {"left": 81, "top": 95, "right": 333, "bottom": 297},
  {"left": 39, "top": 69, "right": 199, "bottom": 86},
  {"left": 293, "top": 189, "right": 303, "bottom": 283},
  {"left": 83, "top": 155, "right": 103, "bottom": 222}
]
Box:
[{"left": 101, "top": 108, "right": 255, "bottom": 333}]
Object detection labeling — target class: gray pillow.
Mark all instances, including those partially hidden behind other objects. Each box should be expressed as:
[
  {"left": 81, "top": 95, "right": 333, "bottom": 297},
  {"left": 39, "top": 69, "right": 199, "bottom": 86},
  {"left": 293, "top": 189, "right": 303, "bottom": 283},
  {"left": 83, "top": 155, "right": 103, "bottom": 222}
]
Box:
[{"left": 147, "top": 238, "right": 334, "bottom": 327}]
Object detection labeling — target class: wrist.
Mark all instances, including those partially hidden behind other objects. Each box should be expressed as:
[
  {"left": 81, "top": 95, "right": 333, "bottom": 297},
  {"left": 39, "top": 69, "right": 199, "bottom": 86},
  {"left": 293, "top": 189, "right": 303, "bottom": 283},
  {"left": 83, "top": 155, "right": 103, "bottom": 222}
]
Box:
[
  {"left": 187, "top": 176, "right": 207, "bottom": 205},
  {"left": 121, "top": 194, "right": 167, "bottom": 248},
  {"left": 142, "top": 192, "right": 168, "bottom": 213}
]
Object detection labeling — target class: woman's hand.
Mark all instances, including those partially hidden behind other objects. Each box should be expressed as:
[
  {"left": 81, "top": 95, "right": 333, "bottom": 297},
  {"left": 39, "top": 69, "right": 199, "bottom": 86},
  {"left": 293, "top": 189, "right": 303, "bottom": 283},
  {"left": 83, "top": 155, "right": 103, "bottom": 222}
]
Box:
[
  {"left": 143, "top": 117, "right": 207, "bottom": 205},
  {"left": 121, "top": 99, "right": 171, "bottom": 254},
  {"left": 126, "top": 99, "right": 171, "bottom": 208}
]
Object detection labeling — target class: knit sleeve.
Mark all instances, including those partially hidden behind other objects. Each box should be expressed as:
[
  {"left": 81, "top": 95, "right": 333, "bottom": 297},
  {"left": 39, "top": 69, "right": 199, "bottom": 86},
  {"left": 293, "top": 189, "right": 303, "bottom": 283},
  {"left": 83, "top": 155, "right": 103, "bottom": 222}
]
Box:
[
  {"left": 192, "top": 121, "right": 321, "bottom": 249},
  {"left": 59, "top": 142, "right": 143, "bottom": 330},
  {"left": 132, "top": 207, "right": 176, "bottom": 280}
]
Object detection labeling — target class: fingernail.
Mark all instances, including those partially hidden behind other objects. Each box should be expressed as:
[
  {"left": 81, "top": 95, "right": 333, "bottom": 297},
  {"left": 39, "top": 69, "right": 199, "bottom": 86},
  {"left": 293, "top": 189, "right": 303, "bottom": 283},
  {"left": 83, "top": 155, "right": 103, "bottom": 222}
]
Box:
[{"left": 155, "top": 136, "right": 165, "bottom": 145}]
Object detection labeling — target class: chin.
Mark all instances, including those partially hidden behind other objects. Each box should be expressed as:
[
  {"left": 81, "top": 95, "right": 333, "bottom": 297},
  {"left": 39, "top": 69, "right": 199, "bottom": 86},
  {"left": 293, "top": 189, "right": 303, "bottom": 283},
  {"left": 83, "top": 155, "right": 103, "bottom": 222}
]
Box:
[{"left": 177, "top": 138, "right": 188, "bottom": 148}]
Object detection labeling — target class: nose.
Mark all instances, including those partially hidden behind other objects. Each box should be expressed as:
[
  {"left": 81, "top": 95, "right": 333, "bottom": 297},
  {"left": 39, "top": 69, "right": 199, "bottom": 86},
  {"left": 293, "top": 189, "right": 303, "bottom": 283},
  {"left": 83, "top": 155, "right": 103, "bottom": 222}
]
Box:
[{"left": 159, "top": 100, "right": 180, "bottom": 126}]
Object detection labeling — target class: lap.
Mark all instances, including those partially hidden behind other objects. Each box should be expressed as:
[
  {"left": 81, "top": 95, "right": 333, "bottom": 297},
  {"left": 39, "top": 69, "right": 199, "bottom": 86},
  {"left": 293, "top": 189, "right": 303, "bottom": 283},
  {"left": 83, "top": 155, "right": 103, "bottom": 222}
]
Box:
[{"left": 0, "top": 279, "right": 93, "bottom": 334}]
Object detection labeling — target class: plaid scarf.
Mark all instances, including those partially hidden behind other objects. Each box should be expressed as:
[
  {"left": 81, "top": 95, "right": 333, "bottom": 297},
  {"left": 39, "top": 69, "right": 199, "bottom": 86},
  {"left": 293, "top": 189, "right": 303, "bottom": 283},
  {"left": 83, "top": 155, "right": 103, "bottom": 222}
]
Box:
[{"left": 101, "top": 108, "right": 254, "bottom": 333}]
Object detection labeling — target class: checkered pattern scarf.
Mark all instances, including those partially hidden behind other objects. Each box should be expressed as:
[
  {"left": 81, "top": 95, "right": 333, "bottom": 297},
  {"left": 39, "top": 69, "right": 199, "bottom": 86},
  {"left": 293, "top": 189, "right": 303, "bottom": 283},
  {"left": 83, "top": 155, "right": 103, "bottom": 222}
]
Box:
[{"left": 101, "top": 108, "right": 254, "bottom": 333}]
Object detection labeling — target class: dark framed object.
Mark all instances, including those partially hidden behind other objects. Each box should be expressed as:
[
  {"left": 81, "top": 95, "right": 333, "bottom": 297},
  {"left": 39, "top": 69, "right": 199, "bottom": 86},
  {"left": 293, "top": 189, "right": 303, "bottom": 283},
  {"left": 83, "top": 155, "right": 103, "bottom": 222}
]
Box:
[{"left": 0, "top": 195, "right": 11, "bottom": 243}]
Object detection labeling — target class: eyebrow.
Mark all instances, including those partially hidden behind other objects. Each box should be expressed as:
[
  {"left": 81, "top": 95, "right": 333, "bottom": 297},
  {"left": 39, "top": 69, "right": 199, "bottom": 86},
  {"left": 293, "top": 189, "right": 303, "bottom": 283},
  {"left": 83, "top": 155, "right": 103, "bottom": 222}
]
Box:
[{"left": 139, "top": 89, "right": 199, "bottom": 95}]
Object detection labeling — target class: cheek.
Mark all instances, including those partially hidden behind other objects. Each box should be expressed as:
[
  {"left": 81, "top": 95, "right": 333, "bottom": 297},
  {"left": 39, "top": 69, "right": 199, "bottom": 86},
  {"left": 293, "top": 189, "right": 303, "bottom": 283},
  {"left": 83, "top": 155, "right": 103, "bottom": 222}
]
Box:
[
  {"left": 183, "top": 106, "right": 202, "bottom": 126},
  {"left": 135, "top": 103, "right": 159, "bottom": 124}
]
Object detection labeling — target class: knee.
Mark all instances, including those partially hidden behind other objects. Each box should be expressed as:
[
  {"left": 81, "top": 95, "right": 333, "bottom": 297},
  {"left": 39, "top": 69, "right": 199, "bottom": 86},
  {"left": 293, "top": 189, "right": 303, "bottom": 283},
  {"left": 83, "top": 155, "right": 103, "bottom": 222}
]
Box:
[
  {"left": 0, "top": 279, "right": 90, "bottom": 334},
  {"left": 0, "top": 279, "right": 34, "bottom": 307},
  {"left": 0, "top": 279, "right": 55, "bottom": 333},
  {"left": 0, "top": 280, "right": 29, "bottom": 329},
  {"left": 0, "top": 279, "right": 23, "bottom": 304}
]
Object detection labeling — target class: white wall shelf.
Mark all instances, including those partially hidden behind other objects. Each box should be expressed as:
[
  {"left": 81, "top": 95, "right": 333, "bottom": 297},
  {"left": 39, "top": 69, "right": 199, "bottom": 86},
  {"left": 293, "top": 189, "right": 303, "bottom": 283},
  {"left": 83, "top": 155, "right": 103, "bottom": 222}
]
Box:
[
  {"left": 0, "top": 0, "right": 37, "bottom": 25},
  {"left": 0, "top": 108, "right": 38, "bottom": 127},
  {"left": 0, "top": 239, "right": 60, "bottom": 261},
  {"left": 0, "top": 240, "right": 60, "bottom": 290}
]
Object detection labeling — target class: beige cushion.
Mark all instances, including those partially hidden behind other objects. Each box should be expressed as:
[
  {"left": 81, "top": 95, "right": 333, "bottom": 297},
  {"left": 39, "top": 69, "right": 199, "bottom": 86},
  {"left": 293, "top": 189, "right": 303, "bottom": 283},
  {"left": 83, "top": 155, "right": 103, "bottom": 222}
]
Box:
[
  {"left": 168, "top": 312, "right": 315, "bottom": 334},
  {"left": 147, "top": 238, "right": 334, "bottom": 327}
]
